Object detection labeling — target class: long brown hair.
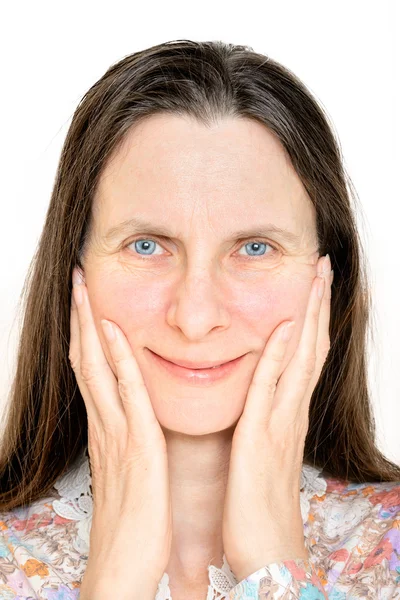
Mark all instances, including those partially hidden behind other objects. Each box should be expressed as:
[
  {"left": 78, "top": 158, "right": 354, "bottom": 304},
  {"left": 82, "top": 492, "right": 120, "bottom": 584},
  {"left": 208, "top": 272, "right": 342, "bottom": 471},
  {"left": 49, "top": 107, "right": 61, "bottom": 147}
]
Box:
[{"left": 1, "top": 39, "right": 399, "bottom": 512}]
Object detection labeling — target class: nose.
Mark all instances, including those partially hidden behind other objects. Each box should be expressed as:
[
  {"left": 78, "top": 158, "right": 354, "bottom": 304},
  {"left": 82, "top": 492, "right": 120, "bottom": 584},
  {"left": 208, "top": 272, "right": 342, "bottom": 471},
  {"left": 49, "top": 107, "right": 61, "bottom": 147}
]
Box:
[{"left": 166, "top": 268, "right": 231, "bottom": 340}]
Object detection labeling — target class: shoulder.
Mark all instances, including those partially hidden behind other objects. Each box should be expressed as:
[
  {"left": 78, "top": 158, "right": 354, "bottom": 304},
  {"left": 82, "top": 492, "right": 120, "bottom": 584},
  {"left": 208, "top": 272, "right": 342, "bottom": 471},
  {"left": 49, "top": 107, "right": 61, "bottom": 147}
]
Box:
[
  {"left": 311, "top": 474, "right": 400, "bottom": 531},
  {"left": 306, "top": 473, "right": 400, "bottom": 596},
  {"left": 0, "top": 455, "right": 91, "bottom": 598}
]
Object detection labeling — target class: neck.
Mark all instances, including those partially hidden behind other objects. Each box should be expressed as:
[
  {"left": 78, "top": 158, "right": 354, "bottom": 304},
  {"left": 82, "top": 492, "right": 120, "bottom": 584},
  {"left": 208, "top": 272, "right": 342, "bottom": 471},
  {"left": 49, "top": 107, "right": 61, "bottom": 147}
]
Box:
[{"left": 162, "top": 426, "right": 234, "bottom": 584}]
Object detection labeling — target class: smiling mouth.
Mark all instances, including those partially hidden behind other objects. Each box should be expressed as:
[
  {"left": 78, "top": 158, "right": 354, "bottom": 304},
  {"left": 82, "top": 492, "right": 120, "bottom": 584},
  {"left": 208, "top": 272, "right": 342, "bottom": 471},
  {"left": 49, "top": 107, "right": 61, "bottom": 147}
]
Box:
[
  {"left": 152, "top": 352, "right": 241, "bottom": 370},
  {"left": 147, "top": 349, "right": 247, "bottom": 381}
]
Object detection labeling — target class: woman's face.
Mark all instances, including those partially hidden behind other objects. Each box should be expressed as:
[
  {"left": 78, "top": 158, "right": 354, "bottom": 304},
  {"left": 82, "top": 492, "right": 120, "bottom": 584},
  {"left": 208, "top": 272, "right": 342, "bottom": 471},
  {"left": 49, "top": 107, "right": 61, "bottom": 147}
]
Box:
[{"left": 83, "top": 114, "right": 320, "bottom": 435}]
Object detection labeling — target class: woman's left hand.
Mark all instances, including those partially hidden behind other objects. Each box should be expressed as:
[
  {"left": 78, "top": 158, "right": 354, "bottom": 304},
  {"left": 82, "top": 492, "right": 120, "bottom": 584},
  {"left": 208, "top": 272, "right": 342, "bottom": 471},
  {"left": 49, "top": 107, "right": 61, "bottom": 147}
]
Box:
[{"left": 222, "top": 253, "right": 333, "bottom": 582}]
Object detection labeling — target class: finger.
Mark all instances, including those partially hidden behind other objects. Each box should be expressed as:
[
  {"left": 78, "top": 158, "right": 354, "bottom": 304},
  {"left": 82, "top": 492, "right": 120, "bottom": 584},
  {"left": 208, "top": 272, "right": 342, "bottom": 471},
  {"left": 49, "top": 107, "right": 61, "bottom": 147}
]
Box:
[
  {"left": 239, "top": 319, "right": 296, "bottom": 430},
  {"left": 69, "top": 285, "right": 99, "bottom": 423},
  {"left": 304, "top": 263, "right": 332, "bottom": 400},
  {"left": 100, "top": 317, "right": 161, "bottom": 439},
  {"left": 275, "top": 257, "right": 327, "bottom": 416},
  {"left": 70, "top": 275, "right": 126, "bottom": 427}
]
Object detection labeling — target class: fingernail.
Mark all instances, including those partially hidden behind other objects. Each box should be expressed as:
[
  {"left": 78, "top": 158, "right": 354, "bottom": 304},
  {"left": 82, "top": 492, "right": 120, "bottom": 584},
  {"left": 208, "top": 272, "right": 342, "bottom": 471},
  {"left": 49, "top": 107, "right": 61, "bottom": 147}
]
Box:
[
  {"left": 318, "top": 254, "right": 331, "bottom": 277},
  {"left": 101, "top": 319, "right": 116, "bottom": 342},
  {"left": 73, "top": 267, "right": 84, "bottom": 286},
  {"left": 330, "top": 269, "right": 334, "bottom": 285},
  {"left": 281, "top": 321, "right": 295, "bottom": 342}
]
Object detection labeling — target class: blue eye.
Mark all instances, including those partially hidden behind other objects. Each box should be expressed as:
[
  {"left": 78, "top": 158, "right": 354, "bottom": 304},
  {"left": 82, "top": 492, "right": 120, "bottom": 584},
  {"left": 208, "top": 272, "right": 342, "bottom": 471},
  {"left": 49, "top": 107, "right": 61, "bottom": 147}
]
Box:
[
  {"left": 133, "top": 239, "right": 163, "bottom": 256},
  {"left": 128, "top": 238, "right": 276, "bottom": 260},
  {"left": 237, "top": 241, "right": 272, "bottom": 257}
]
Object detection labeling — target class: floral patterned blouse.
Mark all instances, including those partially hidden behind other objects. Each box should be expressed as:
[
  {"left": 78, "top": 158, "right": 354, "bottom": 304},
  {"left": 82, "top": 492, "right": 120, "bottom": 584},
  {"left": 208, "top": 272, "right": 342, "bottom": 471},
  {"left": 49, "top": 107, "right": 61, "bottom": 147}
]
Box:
[{"left": 0, "top": 447, "right": 400, "bottom": 599}]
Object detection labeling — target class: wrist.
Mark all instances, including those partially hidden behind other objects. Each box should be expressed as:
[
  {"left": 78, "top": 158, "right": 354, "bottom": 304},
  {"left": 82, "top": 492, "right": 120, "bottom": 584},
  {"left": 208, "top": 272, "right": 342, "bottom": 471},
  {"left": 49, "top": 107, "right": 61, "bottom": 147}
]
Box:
[{"left": 232, "top": 548, "right": 310, "bottom": 582}]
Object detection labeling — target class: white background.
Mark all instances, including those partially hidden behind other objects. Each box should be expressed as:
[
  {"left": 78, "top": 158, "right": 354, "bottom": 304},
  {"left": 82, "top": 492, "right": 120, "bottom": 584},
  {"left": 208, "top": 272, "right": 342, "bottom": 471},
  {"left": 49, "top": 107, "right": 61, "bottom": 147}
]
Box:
[{"left": 1, "top": 0, "right": 399, "bottom": 463}]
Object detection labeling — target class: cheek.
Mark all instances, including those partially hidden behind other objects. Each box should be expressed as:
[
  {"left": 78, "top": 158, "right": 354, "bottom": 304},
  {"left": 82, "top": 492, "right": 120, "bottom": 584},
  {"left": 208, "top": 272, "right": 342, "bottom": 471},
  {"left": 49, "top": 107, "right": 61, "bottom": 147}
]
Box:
[
  {"left": 232, "top": 277, "right": 312, "bottom": 337},
  {"left": 88, "top": 275, "right": 166, "bottom": 343},
  {"left": 262, "top": 278, "right": 313, "bottom": 371},
  {"left": 232, "top": 276, "right": 313, "bottom": 374}
]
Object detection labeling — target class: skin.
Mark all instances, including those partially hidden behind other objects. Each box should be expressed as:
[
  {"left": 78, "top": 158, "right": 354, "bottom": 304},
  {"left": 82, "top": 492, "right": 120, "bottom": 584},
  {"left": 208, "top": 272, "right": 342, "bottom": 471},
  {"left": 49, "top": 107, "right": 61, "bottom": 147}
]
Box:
[{"left": 81, "top": 113, "right": 320, "bottom": 591}]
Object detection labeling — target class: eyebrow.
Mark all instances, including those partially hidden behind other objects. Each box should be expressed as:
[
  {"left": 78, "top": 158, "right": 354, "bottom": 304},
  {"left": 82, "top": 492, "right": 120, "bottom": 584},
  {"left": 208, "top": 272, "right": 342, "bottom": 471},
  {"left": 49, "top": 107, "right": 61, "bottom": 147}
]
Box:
[{"left": 104, "top": 216, "right": 301, "bottom": 247}]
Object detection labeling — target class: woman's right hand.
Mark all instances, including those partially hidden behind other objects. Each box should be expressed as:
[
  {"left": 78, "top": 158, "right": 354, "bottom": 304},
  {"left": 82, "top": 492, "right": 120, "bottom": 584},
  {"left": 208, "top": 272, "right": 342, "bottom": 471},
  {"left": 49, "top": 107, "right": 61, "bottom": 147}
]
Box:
[{"left": 69, "top": 266, "right": 172, "bottom": 599}]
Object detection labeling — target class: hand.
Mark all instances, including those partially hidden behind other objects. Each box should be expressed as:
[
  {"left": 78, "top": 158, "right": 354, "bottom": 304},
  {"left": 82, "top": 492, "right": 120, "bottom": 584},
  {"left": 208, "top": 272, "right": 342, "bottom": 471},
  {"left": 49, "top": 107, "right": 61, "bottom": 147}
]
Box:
[
  {"left": 222, "top": 254, "right": 333, "bottom": 582},
  {"left": 69, "top": 267, "right": 172, "bottom": 598}
]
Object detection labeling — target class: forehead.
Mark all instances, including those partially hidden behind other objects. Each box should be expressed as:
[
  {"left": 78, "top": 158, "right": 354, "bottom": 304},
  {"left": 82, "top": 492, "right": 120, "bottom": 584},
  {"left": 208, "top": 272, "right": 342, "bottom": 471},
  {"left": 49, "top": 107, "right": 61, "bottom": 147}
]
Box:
[{"left": 94, "top": 114, "right": 316, "bottom": 241}]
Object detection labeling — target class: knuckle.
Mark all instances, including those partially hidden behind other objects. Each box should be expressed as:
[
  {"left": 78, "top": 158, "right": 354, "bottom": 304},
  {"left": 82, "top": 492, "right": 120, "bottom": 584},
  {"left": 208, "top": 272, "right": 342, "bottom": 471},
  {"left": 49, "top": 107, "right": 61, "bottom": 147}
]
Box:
[
  {"left": 270, "top": 349, "right": 284, "bottom": 363},
  {"left": 69, "top": 351, "right": 79, "bottom": 371},
  {"left": 302, "top": 354, "right": 317, "bottom": 378},
  {"left": 80, "top": 361, "right": 103, "bottom": 386},
  {"left": 265, "top": 379, "right": 278, "bottom": 397},
  {"left": 113, "top": 354, "right": 131, "bottom": 369},
  {"left": 117, "top": 377, "right": 134, "bottom": 400}
]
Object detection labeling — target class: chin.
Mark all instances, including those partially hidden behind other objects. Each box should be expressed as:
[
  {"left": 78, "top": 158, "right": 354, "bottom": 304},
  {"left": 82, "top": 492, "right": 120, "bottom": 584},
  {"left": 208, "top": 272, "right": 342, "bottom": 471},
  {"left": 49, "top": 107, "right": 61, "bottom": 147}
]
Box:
[{"left": 154, "top": 395, "right": 246, "bottom": 437}]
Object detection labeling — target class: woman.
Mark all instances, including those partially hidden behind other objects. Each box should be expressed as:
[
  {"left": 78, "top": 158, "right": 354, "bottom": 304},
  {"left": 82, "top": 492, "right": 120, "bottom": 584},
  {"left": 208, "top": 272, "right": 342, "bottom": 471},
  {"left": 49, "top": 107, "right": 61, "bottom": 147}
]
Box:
[{"left": 0, "top": 39, "right": 399, "bottom": 600}]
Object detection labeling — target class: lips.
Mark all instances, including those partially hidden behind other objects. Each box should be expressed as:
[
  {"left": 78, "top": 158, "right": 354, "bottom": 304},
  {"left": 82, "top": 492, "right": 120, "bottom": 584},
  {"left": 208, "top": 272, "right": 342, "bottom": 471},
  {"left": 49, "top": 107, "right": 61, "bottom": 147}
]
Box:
[
  {"left": 147, "top": 348, "right": 246, "bottom": 385},
  {"left": 153, "top": 354, "right": 237, "bottom": 370}
]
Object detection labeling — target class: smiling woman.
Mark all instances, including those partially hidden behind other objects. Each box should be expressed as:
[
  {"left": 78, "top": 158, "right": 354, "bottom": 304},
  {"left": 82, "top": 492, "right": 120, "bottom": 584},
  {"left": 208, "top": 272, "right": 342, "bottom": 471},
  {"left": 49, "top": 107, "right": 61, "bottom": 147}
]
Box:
[{"left": 0, "top": 39, "right": 399, "bottom": 600}]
